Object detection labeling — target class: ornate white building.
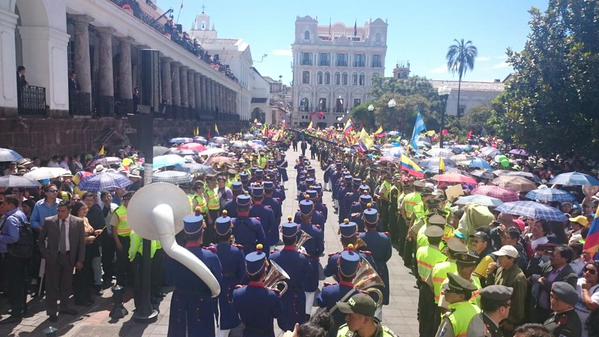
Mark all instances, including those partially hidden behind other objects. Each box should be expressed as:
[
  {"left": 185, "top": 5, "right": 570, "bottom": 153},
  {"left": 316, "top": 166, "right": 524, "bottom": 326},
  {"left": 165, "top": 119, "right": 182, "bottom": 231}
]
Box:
[{"left": 291, "top": 16, "right": 388, "bottom": 127}]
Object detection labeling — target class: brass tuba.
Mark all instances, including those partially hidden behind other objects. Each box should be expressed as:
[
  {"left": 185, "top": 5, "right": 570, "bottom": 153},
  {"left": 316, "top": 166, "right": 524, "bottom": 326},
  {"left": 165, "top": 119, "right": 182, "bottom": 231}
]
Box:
[
  {"left": 263, "top": 260, "right": 290, "bottom": 296},
  {"left": 296, "top": 230, "right": 312, "bottom": 250},
  {"left": 353, "top": 260, "right": 385, "bottom": 308}
]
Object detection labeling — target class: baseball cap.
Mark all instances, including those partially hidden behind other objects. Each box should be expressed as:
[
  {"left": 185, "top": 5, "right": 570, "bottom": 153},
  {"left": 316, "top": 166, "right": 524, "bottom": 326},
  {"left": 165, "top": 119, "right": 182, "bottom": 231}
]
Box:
[
  {"left": 569, "top": 215, "right": 589, "bottom": 228},
  {"left": 336, "top": 293, "right": 377, "bottom": 318},
  {"left": 493, "top": 245, "right": 519, "bottom": 258}
]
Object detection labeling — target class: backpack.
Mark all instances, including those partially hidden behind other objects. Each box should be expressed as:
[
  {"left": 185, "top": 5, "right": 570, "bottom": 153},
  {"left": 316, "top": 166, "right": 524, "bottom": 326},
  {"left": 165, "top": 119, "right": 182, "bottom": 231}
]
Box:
[{"left": 7, "top": 216, "right": 34, "bottom": 259}]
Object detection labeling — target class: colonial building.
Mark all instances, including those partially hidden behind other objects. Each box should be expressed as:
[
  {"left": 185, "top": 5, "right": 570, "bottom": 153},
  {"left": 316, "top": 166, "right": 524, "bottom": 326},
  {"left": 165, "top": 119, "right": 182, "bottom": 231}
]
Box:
[
  {"left": 291, "top": 16, "right": 388, "bottom": 128},
  {"left": 0, "top": 0, "right": 244, "bottom": 157},
  {"left": 263, "top": 76, "right": 292, "bottom": 125}
]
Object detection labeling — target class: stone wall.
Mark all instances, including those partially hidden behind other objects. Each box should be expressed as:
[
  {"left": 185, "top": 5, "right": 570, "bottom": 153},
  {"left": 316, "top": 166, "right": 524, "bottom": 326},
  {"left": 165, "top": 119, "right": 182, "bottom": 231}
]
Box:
[{"left": 0, "top": 116, "right": 247, "bottom": 159}]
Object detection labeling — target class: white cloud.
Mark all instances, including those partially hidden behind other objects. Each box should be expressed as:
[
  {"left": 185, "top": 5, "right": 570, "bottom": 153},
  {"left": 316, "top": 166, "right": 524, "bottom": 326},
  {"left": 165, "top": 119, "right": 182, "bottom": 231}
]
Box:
[
  {"left": 477, "top": 56, "right": 491, "bottom": 62},
  {"left": 430, "top": 65, "right": 448, "bottom": 74},
  {"left": 492, "top": 61, "right": 511, "bottom": 69},
  {"left": 271, "top": 49, "right": 292, "bottom": 57}
]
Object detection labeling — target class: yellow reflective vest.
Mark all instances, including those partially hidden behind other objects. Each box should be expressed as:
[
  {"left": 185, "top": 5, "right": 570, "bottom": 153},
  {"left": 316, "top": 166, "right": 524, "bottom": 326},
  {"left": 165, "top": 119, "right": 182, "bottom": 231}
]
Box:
[
  {"left": 416, "top": 245, "right": 448, "bottom": 282},
  {"left": 114, "top": 205, "right": 131, "bottom": 237}
]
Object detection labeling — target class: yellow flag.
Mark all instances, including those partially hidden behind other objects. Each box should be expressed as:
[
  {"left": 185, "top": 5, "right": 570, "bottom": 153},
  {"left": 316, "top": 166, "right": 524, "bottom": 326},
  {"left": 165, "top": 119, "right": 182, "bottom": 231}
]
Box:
[
  {"left": 214, "top": 123, "right": 220, "bottom": 135},
  {"left": 359, "top": 128, "right": 374, "bottom": 150},
  {"left": 373, "top": 125, "right": 383, "bottom": 136},
  {"left": 98, "top": 145, "right": 106, "bottom": 156},
  {"left": 439, "top": 158, "right": 446, "bottom": 173},
  {"left": 307, "top": 121, "right": 314, "bottom": 130}
]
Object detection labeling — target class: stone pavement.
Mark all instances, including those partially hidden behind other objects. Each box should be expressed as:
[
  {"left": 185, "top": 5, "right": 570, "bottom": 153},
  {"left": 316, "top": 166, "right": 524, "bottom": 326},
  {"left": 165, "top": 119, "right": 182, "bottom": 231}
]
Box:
[{"left": 0, "top": 147, "right": 419, "bottom": 337}]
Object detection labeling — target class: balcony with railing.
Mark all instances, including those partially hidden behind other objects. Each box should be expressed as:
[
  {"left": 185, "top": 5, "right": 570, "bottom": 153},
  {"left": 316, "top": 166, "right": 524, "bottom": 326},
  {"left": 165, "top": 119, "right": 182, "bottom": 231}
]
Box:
[{"left": 18, "top": 86, "right": 48, "bottom": 116}]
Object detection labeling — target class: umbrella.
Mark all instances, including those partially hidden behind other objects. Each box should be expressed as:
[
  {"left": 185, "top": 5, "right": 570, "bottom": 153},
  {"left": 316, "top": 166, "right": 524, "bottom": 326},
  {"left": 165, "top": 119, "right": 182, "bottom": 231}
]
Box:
[
  {"left": 433, "top": 172, "right": 478, "bottom": 185},
  {"left": 24, "top": 167, "right": 71, "bottom": 180},
  {"left": 502, "top": 171, "right": 540, "bottom": 183},
  {"left": 0, "top": 175, "right": 41, "bottom": 188},
  {"left": 509, "top": 149, "right": 529, "bottom": 157},
  {"left": 455, "top": 195, "right": 503, "bottom": 207},
  {"left": 153, "top": 146, "right": 170, "bottom": 157},
  {"left": 79, "top": 171, "right": 132, "bottom": 192},
  {"left": 470, "top": 169, "right": 495, "bottom": 180},
  {"left": 471, "top": 185, "right": 520, "bottom": 202},
  {"left": 525, "top": 188, "right": 576, "bottom": 203},
  {"left": 153, "top": 154, "right": 185, "bottom": 170},
  {"left": 468, "top": 158, "right": 492, "bottom": 170},
  {"left": 176, "top": 163, "right": 216, "bottom": 175},
  {"left": 491, "top": 175, "right": 537, "bottom": 192},
  {"left": 549, "top": 172, "right": 599, "bottom": 186},
  {"left": 178, "top": 143, "right": 207, "bottom": 153},
  {"left": 450, "top": 154, "right": 471, "bottom": 164},
  {"left": 152, "top": 171, "right": 193, "bottom": 185},
  {"left": 198, "top": 148, "right": 225, "bottom": 156},
  {"left": 427, "top": 148, "right": 454, "bottom": 158},
  {"left": 0, "top": 148, "right": 23, "bottom": 162},
  {"left": 89, "top": 157, "right": 122, "bottom": 168},
  {"left": 496, "top": 201, "right": 567, "bottom": 222},
  {"left": 419, "top": 157, "right": 457, "bottom": 169},
  {"left": 169, "top": 137, "right": 193, "bottom": 145},
  {"left": 206, "top": 156, "right": 235, "bottom": 166},
  {"left": 193, "top": 136, "right": 208, "bottom": 145},
  {"left": 480, "top": 147, "right": 500, "bottom": 157},
  {"left": 212, "top": 137, "right": 227, "bottom": 144}
]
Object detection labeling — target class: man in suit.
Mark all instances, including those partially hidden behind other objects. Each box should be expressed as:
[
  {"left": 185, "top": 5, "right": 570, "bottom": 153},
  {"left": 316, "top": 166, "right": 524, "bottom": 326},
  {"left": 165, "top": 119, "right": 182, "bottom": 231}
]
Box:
[{"left": 38, "top": 201, "right": 85, "bottom": 321}]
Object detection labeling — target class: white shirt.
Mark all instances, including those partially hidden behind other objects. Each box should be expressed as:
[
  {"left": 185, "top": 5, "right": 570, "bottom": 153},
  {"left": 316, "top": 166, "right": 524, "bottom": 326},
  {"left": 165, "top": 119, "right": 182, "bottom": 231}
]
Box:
[
  {"left": 530, "top": 235, "right": 549, "bottom": 251},
  {"left": 60, "top": 217, "right": 70, "bottom": 252},
  {"left": 575, "top": 278, "right": 599, "bottom": 337}
]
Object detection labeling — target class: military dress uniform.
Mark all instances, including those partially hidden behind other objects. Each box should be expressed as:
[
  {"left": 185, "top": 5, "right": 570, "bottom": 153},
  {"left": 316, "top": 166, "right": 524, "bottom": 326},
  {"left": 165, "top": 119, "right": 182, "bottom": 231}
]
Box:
[
  {"left": 231, "top": 195, "right": 265, "bottom": 256},
  {"left": 249, "top": 186, "right": 277, "bottom": 250},
  {"left": 233, "top": 245, "right": 282, "bottom": 337},
  {"left": 467, "top": 285, "right": 514, "bottom": 337},
  {"left": 359, "top": 206, "right": 392, "bottom": 305},
  {"left": 223, "top": 182, "right": 244, "bottom": 218},
  {"left": 213, "top": 215, "right": 245, "bottom": 337},
  {"left": 435, "top": 273, "right": 481, "bottom": 337},
  {"left": 543, "top": 282, "right": 582, "bottom": 337},
  {"left": 323, "top": 220, "right": 376, "bottom": 279},
  {"left": 166, "top": 215, "right": 223, "bottom": 337},
  {"left": 262, "top": 181, "right": 282, "bottom": 234},
  {"left": 270, "top": 221, "right": 311, "bottom": 331}
]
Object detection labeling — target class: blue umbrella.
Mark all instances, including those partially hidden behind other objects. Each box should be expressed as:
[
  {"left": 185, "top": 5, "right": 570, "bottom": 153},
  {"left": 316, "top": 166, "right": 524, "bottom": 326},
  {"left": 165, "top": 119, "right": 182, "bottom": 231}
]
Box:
[
  {"left": 79, "top": 171, "right": 132, "bottom": 192},
  {"left": 525, "top": 188, "right": 576, "bottom": 203},
  {"left": 0, "top": 148, "right": 23, "bottom": 162},
  {"left": 455, "top": 195, "right": 503, "bottom": 207},
  {"left": 169, "top": 137, "right": 193, "bottom": 145},
  {"left": 496, "top": 201, "right": 567, "bottom": 222},
  {"left": 0, "top": 175, "right": 41, "bottom": 188},
  {"left": 468, "top": 158, "right": 492, "bottom": 170},
  {"left": 153, "top": 154, "right": 185, "bottom": 170},
  {"left": 549, "top": 172, "right": 599, "bottom": 186}
]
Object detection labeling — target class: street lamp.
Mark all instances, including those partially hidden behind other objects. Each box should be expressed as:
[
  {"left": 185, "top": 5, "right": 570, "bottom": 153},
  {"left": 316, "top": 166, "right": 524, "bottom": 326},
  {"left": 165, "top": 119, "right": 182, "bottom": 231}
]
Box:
[
  {"left": 437, "top": 86, "right": 451, "bottom": 148},
  {"left": 387, "top": 99, "right": 397, "bottom": 108},
  {"left": 368, "top": 104, "right": 375, "bottom": 112}
]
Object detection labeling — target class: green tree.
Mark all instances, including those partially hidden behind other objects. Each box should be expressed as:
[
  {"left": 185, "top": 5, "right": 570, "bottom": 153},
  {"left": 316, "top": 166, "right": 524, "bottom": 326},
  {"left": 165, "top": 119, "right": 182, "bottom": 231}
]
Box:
[
  {"left": 492, "top": 0, "right": 599, "bottom": 158},
  {"left": 460, "top": 104, "right": 495, "bottom": 135},
  {"left": 446, "top": 39, "right": 478, "bottom": 118}
]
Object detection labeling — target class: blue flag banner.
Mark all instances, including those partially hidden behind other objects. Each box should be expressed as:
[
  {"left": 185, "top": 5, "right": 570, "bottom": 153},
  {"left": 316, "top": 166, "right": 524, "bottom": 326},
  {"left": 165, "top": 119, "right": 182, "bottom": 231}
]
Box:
[{"left": 411, "top": 113, "right": 427, "bottom": 152}]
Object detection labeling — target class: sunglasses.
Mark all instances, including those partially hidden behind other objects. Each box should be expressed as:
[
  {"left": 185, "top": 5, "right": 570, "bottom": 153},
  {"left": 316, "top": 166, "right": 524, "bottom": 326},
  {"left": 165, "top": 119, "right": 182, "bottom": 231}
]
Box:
[
  {"left": 47, "top": 189, "right": 59, "bottom": 193},
  {"left": 584, "top": 268, "right": 597, "bottom": 275}
]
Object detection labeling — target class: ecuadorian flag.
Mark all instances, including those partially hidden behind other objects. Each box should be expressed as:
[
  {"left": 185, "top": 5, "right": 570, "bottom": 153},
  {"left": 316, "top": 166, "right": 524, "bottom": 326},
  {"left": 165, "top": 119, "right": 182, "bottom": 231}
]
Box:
[
  {"left": 584, "top": 207, "right": 599, "bottom": 255},
  {"left": 400, "top": 154, "right": 424, "bottom": 178}
]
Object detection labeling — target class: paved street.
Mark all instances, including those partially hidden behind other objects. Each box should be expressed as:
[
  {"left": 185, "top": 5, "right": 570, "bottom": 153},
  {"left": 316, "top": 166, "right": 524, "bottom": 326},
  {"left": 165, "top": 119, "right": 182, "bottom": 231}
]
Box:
[{"left": 1, "top": 147, "right": 418, "bottom": 337}]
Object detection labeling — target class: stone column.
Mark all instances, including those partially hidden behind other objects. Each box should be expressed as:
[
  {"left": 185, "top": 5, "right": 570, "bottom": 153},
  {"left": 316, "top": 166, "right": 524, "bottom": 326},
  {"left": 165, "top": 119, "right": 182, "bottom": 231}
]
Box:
[
  {"left": 200, "top": 75, "right": 207, "bottom": 111},
  {"left": 117, "top": 37, "right": 134, "bottom": 114},
  {"left": 216, "top": 84, "right": 221, "bottom": 114},
  {"left": 171, "top": 62, "right": 180, "bottom": 107},
  {"left": 194, "top": 73, "right": 201, "bottom": 115},
  {"left": 187, "top": 69, "right": 195, "bottom": 110},
  {"left": 179, "top": 66, "right": 188, "bottom": 109},
  {"left": 208, "top": 79, "right": 214, "bottom": 113},
  {"left": 96, "top": 27, "right": 115, "bottom": 116},
  {"left": 0, "top": 8, "right": 19, "bottom": 116},
  {"left": 160, "top": 57, "right": 172, "bottom": 112},
  {"left": 72, "top": 15, "right": 94, "bottom": 115}
]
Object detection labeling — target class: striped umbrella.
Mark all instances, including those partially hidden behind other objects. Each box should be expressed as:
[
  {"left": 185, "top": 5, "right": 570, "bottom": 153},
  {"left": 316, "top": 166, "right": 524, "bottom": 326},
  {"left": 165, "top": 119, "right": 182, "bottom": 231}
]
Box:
[
  {"left": 0, "top": 148, "right": 23, "bottom": 162},
  {"left": 496, "top": 201, "right": 567, "bottom": 222},
  {"left": 152, "top": 171, "right": 193, "bottom": 185},
  {"left": 79, "top": 171, "right": 132, "bottom": 192},
  {"left": 549, "top": 172, "right": 599, "bottom": 186},
  {"left": 471, "top": 185, "right": 519, "bottom": 202},
  {"left": 525, "top": 188, "right": 576, "bottom": 203}
]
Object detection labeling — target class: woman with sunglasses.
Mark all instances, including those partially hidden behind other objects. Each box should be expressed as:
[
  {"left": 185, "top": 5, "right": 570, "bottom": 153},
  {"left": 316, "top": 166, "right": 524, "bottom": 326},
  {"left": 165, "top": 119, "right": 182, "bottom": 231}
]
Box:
[{"left": 575, "top": 261, "right": 599, "bottom": 337}]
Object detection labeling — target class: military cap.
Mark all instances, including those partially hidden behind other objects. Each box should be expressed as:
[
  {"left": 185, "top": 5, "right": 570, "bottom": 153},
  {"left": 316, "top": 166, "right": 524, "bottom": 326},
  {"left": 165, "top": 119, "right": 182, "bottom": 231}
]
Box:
[
  {"left": 231, "top": 181, "right": 243, "bottom": 192},
  {"left": 551, "top": 281, "right": 578, "bottom": 306},
  {"left": 183, "top": 215, "right": 204, "bottom": 235},
  {"left": 254, "top": 169, "right": 264, "bottom": 178},
  {"left": 428, "top": 214, "right": 446, "bottom": 226},
  {"left": 480, "top": 285, "right": 513, "bottom": 302},
  {"left": 363, "top": 205, "right": 378, "bottom": 225},
  {"left": 281, "top": 220, "right": 299, "bottom": 238},
  {"left": 299, "top": 199, "right": 314, "bottom": 214},
  {"left": 445, "top": 273, "right": 477, "bottom": 293},
  {"left": 251, "top": 185, "right": 264, "bottom": 198},
  {"left": 215, "top": 213, "right": 232, "bottom": 235},
  {"left": 339, "top": 246, "right": 360, "bottom": 277},
  {"left": 424, "top": 225, "right": 445, "bottom": 238},
  {"left": 306, "top": 189, "right": 318, "bottom": 199},
  {"left": 236, "top": 194, "right": 251, "bottom": 207},
  {"left": 307, "top": 167, "right": 315, "bottom": 174},
  {"left": 263, "top": 181, "right": 274, "bottom": 191},
  {"left": 339, "top": 219, "right": 358, "bottom": 238},
  {"left": 239, "top": 172, "right": 249, "bottom": 181},
  {"left": 446, "top": 237, "right": 468, "bottom": 253},
  {"left": 359, "top": 184, "right": 371, "bottom": 193},
  {"left": 352, "top": 178, "right": 363, "bottom": 188},
  {"left": 454, "top": 252, "right": 480, "bottom": 266},
  {"left": 313, "top": 185, "right": 323, "bottom": 195},
  {"left": 413, "top": 180, "right": 425, "bottom": 188},
  {"left": 359, "top": 194, "right": 373, "bottom": 204},
  {"left": 344, "top": 175, "right": 353, "bottom": 182},
  {"left": 245, "top": 244, "right": 267, "bottom": 276}
]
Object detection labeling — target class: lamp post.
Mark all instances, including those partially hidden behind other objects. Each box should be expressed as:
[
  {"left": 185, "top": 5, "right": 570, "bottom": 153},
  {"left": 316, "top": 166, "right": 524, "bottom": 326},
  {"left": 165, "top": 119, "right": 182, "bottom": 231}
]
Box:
[
  {"left": 437, "top": 86, "right": 451, "bottom": 148},
  {"left": 387, "top": 98, "right": 398, "bottom": 136}
]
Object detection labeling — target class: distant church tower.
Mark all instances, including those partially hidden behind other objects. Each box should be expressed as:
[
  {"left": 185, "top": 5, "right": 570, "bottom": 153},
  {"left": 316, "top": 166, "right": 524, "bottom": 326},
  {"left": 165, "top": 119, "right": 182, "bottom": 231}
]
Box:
[
  {"left": 190, "top": 6, "right": 217, "bottom": 40},
  {"left": 393, "top": 62, "right": 411, "bottom": 79}
]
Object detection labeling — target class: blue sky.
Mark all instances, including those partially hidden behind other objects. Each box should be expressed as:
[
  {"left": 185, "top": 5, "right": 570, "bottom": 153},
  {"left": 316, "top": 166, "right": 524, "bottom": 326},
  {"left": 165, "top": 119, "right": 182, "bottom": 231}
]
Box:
[{"left": 157, "top": 0, "right": 548, "bottom": 84}]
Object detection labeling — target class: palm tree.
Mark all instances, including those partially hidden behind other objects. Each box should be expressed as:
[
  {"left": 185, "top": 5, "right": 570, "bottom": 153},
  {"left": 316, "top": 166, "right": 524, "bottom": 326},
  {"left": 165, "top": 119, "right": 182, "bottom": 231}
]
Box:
[{"left": 446, "top": 39, "right": 477, "bottom": 118}]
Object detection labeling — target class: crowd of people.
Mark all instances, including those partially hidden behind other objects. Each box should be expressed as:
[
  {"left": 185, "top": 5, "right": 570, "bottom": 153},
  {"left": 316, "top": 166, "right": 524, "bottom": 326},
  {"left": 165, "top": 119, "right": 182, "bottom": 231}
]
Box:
[{"left": 0, "top": 126, "right": 599, "bottom": 337}]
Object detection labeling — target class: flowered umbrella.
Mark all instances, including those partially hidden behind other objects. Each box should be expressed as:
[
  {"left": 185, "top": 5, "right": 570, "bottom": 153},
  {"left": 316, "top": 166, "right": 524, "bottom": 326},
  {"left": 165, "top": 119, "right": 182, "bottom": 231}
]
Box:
[
  {"left": 178, "top": 143, "right": 207, "bottom": 153},
  {"left": 0, "top": 175, "right": 41, "bottom": 188},
  {"left": 89, "top": 157, "right": 122, "bottom": 168},
  {"left": 433, "top": 172, "right": 478, "bottom": 185},
  {"left": 0, "top": 148, "right": 23, "bottom": 162},
  {"left": 491, "top": 175, "right": 537, "bottom": 192},
  {"left": 525, "top": 188, "right": 576, "bottom": 203},
  {"left": 152, "top": 171, "right": 193, "bottom": 185},
  {"left": 509, "top": 149, "right": 529, "bottom": 157},
  {"left": 79, "top": 171, "right": 132, "bottom": 192},
  {"left": 24, "top": 167, "right": 71, "bottom": 181},
  {"left": 455, "top": 195, "right": 503, "bottom": 207},
  {"left": 496, "top": 201, "right": 567, "bottom": 222},
  {"left": 471, "top": 185, "right": 519, "bottom": 202},
  {"left": 153, "top": 154, "right": 185, "bottom": 170},
  {"left": 549, "top": 172, "right": 599, "bottom": 186},
  {"left": 468, "top": 158, "right": 492, "bottom": 170}
]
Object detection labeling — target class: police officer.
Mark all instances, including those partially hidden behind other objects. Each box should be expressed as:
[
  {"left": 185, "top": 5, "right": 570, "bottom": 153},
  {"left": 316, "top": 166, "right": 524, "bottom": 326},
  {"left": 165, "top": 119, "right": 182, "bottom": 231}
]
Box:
[
  {"left": 233, "top": 244, "right": 282, "bottom": 337},
  {"left": 318, "top": 246, "right": 361, "bottom": 337},
  {"left": 231, "top": 194, "right": 265, "bottom": 256},
  {"left": 113, "top": 191, "right": 133, "bottom": 288},
  {"left": 166, "top": 215, "right": 223, "bottom": 337},
  {"left": 359, "top": 206, "right": 392, "bottom": 306},
  {"left": 543, "top": 282, "right": 581, "bottom": 337},
  {"left": 429, "top": 238, "right": 468, "bottom": 305},
  {"left": 249, "top": 185, "right": 276, "bottom": 251},
  {"left": 467, "top": 285, "right": 513, "bottom": 337},
  {"left": 434, "top": 273, "right": 481, "bottom": 337},
  {"left": 213, "top": 213, "right": 245, "bottom": 337},
  {"left": 438, "top": 252, "right": 483, "bottom": 309},
  {"left": 416, "top": 225, "right": 448, "bottom": 337},
  {"left": 336, "top": 293, "right": 399, "bottom": 337},
  {"left": 270, "top": 221, "right": 311, "bottom": 331}
]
